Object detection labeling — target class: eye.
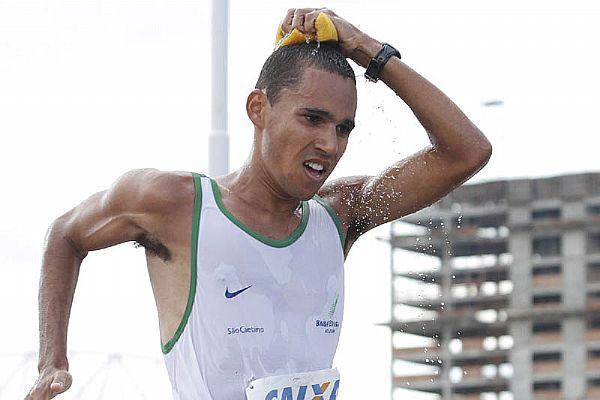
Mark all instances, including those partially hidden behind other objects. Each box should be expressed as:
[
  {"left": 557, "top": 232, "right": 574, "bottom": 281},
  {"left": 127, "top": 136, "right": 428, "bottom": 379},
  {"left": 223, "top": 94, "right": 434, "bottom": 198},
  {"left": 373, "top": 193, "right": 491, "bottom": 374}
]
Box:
[
  {"left": 336, "top": 124, "right": 352, "bottom": 137},
  {"left": 305, "top": 114, "right": 323, "bottom": 124}
]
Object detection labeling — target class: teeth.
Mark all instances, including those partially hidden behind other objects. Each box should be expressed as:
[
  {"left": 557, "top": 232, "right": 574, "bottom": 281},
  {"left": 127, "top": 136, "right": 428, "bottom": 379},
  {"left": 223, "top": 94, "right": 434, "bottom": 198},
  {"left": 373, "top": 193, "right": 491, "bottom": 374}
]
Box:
[{"left": 304, "top": 161, "right": 324, "bottom": 171}]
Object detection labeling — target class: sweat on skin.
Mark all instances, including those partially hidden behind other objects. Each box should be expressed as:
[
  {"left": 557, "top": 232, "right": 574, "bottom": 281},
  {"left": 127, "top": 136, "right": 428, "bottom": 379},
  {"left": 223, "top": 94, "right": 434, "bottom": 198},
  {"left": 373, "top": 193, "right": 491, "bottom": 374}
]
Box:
[{"left": 27, "top": 7, "right": 491, "bottom": 400}]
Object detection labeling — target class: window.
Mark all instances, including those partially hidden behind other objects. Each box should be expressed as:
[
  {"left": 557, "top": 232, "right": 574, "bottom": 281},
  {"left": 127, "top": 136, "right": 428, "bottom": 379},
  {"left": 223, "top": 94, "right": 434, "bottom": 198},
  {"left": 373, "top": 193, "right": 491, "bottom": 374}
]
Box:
[
  {"left": 532, "top": 208, "right": 561, "bottom": 220},
  {"left": 533, "top": 381, "right": 561, "bottom": 391},
  {"left": 533, "top": 236, "right": 561, "bottom": 256},
  {"left": 533, "top": 265, "right": 561, "bottom": 276},
  {"left": 533, "top": 322, "right": 561, "bottom": 334},
  {"left": 589, "top": 350, "right": 600, "bottom": 359},
  {"left": 454, "top": 213, "right": 507, "bottom": 228},
  {"left": 588, "top": 263, "right": 600, "bottom": 282},
  {"left": 588, "top": 319, "right": 600, "bottom": 329},
  {"left": 588, "top": 292, "right": 600, "bottom": 301},
  {"left": 588, "top": 204, "right": 600, "bottom": 216},
  {"left": 533, "top": 294, "right": 562, "bottom": 305},
  {"left": 533, "top": 352, "right": 561, "bottom": 362},
  {"left": 588, "top": 233, "right": 600, "bottom": 254},
  {"left": 589, "top": 377, "right": 600, "bottom": 387}
]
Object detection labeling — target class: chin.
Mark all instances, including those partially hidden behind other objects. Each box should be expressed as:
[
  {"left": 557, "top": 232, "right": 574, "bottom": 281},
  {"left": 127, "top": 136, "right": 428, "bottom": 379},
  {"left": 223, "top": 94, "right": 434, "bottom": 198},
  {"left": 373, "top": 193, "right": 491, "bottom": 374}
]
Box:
[
  {"left": 288, "top": 184, "right": 318, "bottom": 201},
  {"left": 299, "top": 192, "right": 316, "bottom": 201},
  {"left": 286, "top": 174, "right": 327, "bottom": 201},
  {"left": 302, "top": 184, "right": 325, "bottom": 201}
]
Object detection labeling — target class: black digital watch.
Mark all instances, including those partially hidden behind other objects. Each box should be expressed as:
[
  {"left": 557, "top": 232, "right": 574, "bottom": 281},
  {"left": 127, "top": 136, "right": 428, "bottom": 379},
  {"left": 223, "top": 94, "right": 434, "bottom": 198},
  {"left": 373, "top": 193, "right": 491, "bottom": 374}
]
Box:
[{"left": 364, "top": 43, "right": 401, "bottom": 82}]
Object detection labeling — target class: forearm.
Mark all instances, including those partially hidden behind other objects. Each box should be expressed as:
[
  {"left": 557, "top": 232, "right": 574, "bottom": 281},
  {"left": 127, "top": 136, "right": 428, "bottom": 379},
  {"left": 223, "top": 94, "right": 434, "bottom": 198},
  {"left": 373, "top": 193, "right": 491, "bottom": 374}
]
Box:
[
  {"left": 37, "top": 221, "right": 85, "bottom": 372},
  {"left": 353, "top": 37, "right": 492, "bottom": 163}
]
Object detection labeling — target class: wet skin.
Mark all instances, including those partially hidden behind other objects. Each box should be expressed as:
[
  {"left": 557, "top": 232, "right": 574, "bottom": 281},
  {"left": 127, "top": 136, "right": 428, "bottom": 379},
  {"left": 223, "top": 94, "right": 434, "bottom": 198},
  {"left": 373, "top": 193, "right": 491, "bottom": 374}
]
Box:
[
  {"left": 214, "top": 66, "right": 358, "bottom": 246},
  {"left": 29, "top": 7, "right": 492, "bottom": 399}
]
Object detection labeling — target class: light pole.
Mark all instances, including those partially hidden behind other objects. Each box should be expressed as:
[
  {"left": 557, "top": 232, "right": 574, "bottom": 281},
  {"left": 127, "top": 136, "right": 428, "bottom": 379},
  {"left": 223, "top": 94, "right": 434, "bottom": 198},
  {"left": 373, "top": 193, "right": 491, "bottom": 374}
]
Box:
[{"left": 209, "top": 0, "right": 229, "bottom": 177}]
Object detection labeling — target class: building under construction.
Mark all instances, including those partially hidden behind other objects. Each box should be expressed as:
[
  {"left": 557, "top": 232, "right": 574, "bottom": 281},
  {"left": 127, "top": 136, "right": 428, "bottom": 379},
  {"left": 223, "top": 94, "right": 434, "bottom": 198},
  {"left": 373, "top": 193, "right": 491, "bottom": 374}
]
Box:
[{"left": 388, "top": 172, "right": 600, "bottom": 400}]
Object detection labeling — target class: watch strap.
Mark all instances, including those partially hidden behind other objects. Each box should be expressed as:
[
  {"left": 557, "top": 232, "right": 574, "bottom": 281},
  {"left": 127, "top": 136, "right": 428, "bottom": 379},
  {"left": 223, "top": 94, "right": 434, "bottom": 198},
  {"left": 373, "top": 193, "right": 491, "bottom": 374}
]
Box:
[{"left": 364, "top": 43, "right": 401, "bottom": 82}]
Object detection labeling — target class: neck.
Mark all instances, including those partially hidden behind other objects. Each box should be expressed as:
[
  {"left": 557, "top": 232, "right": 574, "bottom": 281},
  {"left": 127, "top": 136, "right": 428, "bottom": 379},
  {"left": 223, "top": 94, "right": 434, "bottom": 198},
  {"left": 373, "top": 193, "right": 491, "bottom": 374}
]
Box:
[{"left": 219, "top": 160, "right": 302, "bottom": 217}]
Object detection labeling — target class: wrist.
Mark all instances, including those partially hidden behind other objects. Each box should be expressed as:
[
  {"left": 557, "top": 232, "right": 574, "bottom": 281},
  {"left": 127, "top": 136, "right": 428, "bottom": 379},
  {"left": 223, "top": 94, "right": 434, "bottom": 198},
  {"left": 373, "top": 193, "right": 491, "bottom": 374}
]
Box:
[{"left": 350, "top": 37, "right": 382, "bottom": 69}]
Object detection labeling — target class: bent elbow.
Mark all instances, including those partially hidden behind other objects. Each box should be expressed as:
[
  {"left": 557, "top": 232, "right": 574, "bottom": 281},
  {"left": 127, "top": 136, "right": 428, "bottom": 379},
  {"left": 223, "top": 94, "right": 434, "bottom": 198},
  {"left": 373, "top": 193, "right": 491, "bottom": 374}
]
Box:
[
  {"left": 47, "top": 215, "right": 89, "bottom": 261},
  {"left": 467, "top": 134, "right": 492, "bottom": 168},
  {"left": 478, "top": 140, "right": 493, "bottom": 164}
]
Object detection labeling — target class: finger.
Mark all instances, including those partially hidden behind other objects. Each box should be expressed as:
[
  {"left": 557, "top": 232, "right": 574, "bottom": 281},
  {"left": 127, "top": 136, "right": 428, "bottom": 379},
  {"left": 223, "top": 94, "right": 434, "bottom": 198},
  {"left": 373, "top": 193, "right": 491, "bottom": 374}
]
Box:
[
  {"left": 281, "top": 8, "right": 295, "bottom": 34},
  {"left": 321, "top": 8, "right": 338, "bottom": 17},
  {"left": 304, "top": 11, "right": 321, "bottom": 35},
  {"left": 290, "top": 9, "right": 305, "bottom": 33},
  {"left": 291, "top": 8, "right": 316, "bottom": 34}
]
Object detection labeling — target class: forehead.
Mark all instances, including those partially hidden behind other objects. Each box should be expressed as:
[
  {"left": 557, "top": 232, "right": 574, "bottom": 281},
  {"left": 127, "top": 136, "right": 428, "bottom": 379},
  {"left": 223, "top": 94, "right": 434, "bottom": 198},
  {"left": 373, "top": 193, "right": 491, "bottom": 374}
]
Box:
[{"left": 279, "top": 67, "right": 357, "bottom": 117}]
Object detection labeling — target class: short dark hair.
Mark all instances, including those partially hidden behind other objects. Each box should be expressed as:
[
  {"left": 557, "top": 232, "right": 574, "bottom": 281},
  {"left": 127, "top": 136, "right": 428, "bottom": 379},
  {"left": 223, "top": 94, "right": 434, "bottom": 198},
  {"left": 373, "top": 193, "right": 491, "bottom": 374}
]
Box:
[{"left": 255, "top": 41, "right": 356, "bottom": 105}]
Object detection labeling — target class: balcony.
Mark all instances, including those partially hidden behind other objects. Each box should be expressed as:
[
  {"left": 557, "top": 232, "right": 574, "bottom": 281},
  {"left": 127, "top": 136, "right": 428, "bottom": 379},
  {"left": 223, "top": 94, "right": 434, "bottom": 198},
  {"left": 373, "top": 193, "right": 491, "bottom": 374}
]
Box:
[
  {"left": 393, "top": 373, "right": 439, "bottom": 383},
  {"left": 392, "top": 373, "right": 441, "bottom": 391},
  {"left": 461, "top": 365, "right": 482, "bottom": 379},
  {"left": 393, "top": 346, "right": 440, "bottom": 361},
  {"left": 532, "top": 274, "right": 561, "bottom": 289},
  {"left": 587, "top": 386, "right": 600, "bottom": 399},
  {"left": 587, "top": 328, "right": 600, "bottom": 341},
  {"left": 587, "top": 357, "right": 600, "bottom": 372},
  {"left": 461, "top": 337, "right": 484, "bottom": 351},
  {"left": 533, "top": 331, "right": 562, "bottom": 344},
  {"left": 453, "top": 395, "right": 481, "bottom": 400},
  {"left": 587, "top": 296, "right": 600, "bottom": 310},
  {"left": 533, "top": 389, "right": 562, "bottom": 400},
  {"left": 533, "top": 360, "right": 561, "bottom": 375}
]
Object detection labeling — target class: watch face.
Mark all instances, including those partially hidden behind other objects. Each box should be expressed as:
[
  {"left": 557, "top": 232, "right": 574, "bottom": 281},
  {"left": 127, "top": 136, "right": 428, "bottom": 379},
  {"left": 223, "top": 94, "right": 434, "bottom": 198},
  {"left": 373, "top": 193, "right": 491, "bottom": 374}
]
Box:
[
  {"left": 364, "top": 63, "right": 380, "bottom": 82},
  {"left": 365, "top": 43, "right": 400, "bottom": 82},
  {"left": 364, "top": 73, "right": 378, "bottom": 82}
]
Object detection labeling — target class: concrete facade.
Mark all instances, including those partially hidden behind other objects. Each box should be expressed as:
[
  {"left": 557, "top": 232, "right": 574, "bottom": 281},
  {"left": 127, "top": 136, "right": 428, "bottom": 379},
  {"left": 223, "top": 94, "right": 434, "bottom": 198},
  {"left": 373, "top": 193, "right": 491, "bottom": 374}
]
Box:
[{"left": 388, "top": 172, "right": 600, "bottom": 400}]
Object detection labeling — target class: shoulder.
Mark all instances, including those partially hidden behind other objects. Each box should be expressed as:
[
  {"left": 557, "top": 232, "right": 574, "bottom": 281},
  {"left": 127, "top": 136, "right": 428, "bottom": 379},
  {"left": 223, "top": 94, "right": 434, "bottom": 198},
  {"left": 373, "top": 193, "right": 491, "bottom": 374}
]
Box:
[
  {"left": 317, "top": 175, "right": 369, "bottom": 221},
  {"left": 316, "top": 175, "right": 370, "bottom": 249},
  {"left": 107, "top": 168, "right": 196, "bottom": 215}
]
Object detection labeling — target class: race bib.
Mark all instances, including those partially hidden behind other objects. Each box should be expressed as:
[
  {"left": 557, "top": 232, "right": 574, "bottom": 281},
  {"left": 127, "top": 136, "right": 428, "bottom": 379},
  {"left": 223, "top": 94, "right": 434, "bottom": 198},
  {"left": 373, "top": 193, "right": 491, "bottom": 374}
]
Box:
[{"left": 245, "top": 368, "right": 340, "bottom": 400}]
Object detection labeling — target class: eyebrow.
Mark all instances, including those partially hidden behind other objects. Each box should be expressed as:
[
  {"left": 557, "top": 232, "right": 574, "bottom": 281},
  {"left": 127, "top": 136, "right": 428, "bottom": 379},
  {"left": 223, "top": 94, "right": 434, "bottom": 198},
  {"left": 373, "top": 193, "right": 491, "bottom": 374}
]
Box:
[{"left": 301, "top": 107, "right": 355, "bottom": 130}]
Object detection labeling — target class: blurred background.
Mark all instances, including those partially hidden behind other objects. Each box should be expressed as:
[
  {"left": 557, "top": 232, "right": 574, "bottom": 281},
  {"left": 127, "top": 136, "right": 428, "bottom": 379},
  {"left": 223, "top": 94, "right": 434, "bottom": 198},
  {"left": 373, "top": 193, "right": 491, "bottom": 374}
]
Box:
[{"left": 1, "top": 0, "right": 599, "bottom": 399}]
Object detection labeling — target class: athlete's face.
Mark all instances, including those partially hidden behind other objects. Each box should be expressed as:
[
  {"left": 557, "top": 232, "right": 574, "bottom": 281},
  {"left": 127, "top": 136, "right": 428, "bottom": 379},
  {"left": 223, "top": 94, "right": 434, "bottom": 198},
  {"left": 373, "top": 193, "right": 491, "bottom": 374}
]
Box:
[{"left": 252, "top": 67, "right": 357, "bottom": 200}]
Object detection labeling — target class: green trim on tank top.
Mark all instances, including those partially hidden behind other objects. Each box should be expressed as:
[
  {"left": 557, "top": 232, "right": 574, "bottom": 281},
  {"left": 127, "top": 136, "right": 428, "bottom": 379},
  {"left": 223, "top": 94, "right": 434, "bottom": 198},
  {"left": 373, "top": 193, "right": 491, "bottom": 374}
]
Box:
[
  {"left": 161, "top": 172, "right": 201, "bottom": 354},
  {"left": 312, "top": 194, "right": 345, "bottom": 249},
  {"left": 210, "top": 178, "right": 310, "bottom": 248}
]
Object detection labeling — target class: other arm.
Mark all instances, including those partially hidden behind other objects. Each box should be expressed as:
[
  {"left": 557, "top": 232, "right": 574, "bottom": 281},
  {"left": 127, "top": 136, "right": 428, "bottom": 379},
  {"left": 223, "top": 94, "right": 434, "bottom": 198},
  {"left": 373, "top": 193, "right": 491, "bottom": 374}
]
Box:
[{"left": 27, "top": 168, "right": 187, "bottom": 399}]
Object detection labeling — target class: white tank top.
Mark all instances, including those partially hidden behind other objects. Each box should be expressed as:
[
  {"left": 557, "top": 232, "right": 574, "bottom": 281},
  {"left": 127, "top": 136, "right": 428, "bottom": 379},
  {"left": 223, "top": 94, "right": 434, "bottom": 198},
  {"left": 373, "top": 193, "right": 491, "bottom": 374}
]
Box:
[{"left": 162, "top": 173, "right": 345, "bottom": 400}]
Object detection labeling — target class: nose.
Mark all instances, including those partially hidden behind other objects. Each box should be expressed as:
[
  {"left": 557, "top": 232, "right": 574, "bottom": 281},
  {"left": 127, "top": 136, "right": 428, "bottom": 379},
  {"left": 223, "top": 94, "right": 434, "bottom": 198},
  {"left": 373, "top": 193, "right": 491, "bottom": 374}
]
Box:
[{"left": 314, "top": 127, "right": 338, "bottom": 156}]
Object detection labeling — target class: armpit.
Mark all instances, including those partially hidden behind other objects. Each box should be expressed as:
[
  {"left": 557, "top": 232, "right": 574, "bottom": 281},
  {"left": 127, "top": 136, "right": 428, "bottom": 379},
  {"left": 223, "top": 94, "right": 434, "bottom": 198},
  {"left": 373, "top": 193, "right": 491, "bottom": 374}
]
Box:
[{"left": 134, "top": 233, "right": 172, "bottom": 262}]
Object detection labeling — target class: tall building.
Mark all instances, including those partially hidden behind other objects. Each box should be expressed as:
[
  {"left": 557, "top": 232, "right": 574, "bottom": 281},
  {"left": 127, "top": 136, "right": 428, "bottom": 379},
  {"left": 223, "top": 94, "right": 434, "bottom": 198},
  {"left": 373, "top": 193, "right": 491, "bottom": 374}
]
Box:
[{"left": 388, "top": 172, "right": 600, "bottom": 400}]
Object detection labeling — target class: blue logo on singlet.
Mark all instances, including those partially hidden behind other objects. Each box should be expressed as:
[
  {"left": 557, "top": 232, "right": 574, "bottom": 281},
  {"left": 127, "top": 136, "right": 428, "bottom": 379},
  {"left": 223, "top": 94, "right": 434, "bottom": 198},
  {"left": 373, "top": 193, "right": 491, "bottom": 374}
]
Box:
[{"left": 225, "top": 284, "right": 252, "bottom": 298}]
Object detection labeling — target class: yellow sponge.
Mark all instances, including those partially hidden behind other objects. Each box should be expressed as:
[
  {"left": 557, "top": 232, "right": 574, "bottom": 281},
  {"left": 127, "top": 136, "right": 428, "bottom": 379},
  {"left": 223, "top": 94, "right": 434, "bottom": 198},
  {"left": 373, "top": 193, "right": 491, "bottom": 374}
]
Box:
[{"left": 275, "top": 12, "right": 338, "bottom": 49}]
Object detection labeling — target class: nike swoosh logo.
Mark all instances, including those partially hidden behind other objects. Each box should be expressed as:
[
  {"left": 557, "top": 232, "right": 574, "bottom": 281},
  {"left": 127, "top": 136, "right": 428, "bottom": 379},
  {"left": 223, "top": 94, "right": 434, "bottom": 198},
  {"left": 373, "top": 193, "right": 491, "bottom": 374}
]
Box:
[{"left": 225, "top": 285, "right": 253, "bottom": 299}]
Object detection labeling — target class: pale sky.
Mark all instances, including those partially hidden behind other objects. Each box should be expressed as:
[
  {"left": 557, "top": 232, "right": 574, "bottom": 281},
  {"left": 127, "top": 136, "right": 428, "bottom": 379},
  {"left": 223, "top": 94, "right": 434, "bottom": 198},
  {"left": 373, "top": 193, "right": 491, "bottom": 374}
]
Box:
[{"left": 1, "top": 0, "right": 599, "bottom": 399}]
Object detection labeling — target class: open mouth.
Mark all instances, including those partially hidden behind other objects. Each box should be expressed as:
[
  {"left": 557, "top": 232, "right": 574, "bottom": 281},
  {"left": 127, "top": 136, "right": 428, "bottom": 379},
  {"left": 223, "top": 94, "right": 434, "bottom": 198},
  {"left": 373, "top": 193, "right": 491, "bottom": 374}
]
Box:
[{"left": 303, "top": 160, "right": 326, "bottom": 181}]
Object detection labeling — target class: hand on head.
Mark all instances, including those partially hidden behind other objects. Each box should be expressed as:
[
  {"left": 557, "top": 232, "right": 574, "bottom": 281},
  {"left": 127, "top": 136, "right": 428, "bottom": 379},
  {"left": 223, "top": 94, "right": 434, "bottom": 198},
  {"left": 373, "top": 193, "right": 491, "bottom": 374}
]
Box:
[{"left": 278, "top": 8, "right": 370, "bottom": 62}]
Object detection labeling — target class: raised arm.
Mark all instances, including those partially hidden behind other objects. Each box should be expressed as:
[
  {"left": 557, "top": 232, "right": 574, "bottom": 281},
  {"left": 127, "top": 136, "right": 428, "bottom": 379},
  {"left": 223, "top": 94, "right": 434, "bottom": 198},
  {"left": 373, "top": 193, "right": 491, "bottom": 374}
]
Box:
[
  {"left": 322, "top": 55, "right": 492, "bottom": 255},
  {"left": 26, "top": 168, "right": 186, "bottom": 399},
  {"left": 287, "top": 8, "right": 492, "bottom": 256}
]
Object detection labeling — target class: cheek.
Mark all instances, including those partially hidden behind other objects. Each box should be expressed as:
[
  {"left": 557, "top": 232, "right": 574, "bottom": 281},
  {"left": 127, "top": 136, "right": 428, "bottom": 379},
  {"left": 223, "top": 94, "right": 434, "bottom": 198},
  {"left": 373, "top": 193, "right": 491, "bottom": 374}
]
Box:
[
  {"left": 261, "top": 130, "right": 300, "bottom": 167},
  {"left": 336, "top": 138, "right": 349, "bottom": 159}
]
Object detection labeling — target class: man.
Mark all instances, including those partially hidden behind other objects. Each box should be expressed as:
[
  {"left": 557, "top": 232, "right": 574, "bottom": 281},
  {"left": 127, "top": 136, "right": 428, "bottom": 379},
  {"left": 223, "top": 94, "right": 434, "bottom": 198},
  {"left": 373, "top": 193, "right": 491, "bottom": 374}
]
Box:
[{"left": 27, "top": 7, "right": 492, "bottom": 400}]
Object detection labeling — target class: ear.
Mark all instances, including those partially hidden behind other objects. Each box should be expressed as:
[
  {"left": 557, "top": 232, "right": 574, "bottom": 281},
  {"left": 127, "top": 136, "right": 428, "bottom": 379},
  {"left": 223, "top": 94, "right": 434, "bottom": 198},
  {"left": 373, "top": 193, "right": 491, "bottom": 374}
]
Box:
[{"left": 246, "top": 89, "right": 268, "bottom": 129}]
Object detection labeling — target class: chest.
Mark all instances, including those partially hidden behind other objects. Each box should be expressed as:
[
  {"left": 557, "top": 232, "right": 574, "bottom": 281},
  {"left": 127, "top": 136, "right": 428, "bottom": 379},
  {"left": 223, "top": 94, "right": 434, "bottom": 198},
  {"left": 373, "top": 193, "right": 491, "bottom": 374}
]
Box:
[{"left": 195, "top": 206, "right": 344, "bottom": 320}]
